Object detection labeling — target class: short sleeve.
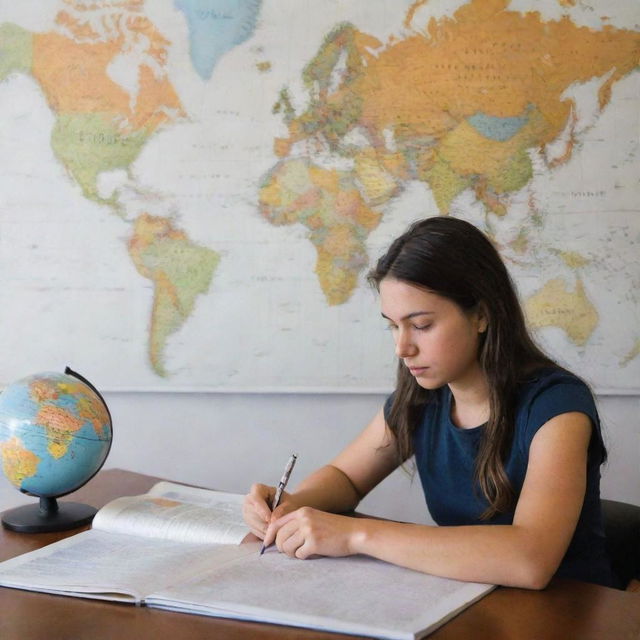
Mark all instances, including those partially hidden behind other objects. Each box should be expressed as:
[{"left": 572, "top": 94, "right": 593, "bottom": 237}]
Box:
[{"left": 520, "top": 376, "right": 601, "bottom": 454}]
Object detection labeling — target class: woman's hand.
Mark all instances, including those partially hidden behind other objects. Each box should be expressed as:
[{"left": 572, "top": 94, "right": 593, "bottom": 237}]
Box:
[
  {"left": 266, "top": 507, "right": 359, "bottom": 559},
  {"left": 243, "top": 483, "right": 300, "bottom": 539},
  {"left": 243, "top": 409, "right": 398, "bottom": 544}
]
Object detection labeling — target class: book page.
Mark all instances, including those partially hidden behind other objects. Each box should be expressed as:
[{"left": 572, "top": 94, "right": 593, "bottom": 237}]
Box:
[
  {"left": 148, "top": 548, "right": 494, "bottom": 640},
  {"left": 0, "top": 529, "right": 251, "bottom": 603},
  {"left": 93, "top": 481, "right": 248, "bottom": 545}
]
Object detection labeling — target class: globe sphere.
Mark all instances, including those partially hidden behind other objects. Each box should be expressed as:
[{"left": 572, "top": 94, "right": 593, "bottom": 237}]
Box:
[{"left": 0, "top": 370, "right": 112, "bottom": 499}]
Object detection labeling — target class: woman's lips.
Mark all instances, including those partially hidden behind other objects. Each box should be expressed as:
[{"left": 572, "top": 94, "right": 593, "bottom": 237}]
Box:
[{"left": 408, "top": 366, "right": 428, "bottom": 376}]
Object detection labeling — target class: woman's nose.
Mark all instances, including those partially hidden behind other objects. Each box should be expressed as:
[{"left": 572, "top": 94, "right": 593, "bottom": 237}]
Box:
[{"left": 395, "top": 329, "right": 417, "bottom": 358}]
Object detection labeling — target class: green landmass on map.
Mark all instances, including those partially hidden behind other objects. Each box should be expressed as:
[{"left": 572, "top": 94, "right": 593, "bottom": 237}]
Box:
[{"left": 128, "top": 214, "right": 221, "bottom": 377}]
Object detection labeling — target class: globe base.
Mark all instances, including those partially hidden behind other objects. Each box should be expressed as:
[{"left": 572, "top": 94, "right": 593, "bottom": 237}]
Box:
[{"left": 1, "top": 497, "right": 97, "bottom": 533}]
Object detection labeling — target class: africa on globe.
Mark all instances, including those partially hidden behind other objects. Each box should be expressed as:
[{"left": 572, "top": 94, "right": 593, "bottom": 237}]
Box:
[{"left": 0, "top": 368, "right": 112, "bottom": 532}]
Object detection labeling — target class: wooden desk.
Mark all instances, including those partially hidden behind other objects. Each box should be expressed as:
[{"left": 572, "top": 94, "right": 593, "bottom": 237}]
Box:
[{"left": 1, "top": 469, "right": 639, "bottom": 640}]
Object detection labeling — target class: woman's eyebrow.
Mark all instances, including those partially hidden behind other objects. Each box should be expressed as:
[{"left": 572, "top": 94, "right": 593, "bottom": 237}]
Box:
[{"left": 381, "top": 311, "right": 435, "bottom": 321}]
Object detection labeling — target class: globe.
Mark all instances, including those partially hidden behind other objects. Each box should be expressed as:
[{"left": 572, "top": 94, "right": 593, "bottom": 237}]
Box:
[{"left": 0, "top": 367, "right": 112, "bottom": 533}]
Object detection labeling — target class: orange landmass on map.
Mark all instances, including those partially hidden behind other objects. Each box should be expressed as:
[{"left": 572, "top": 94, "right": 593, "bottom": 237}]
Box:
[
  {"left": 28, "top": 378, "right": 109, "bottom": 456},
  {"left": 0, "top": 436, "right": 40, "bottom": 488},
  {"left": 30, "top": 379, "right": 61, "bottom": 404},
  {"left": 36, "top": 405, "right": 85, "bottom": 459},
  {"left": 31, "top": 26, "right": 181, "bottom": 132},
  {"left": 358, "top": 0, "right": 639, "bottom": 138}
]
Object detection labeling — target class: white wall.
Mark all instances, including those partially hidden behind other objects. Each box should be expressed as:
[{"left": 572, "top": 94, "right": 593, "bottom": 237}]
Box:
[
  {"left": 103, "top": 391, "right": 434, "bottom": 525},
  {"left": 2, "top": 392, "right": 638, "bottom": 517}
]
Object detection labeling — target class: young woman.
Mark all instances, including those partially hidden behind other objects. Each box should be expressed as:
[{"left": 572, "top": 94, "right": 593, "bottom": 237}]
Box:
[{"left": 243, "top": 216, "right": 613, "bottom": 589}]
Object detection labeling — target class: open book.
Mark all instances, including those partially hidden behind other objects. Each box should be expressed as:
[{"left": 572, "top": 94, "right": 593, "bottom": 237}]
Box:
[{"left": 0, "top": 481, "right": 494, "bottom": 640}]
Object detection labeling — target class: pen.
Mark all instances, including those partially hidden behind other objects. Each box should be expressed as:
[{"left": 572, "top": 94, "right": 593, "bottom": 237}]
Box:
[{"left": 259, "top": 453, "right": 297, "bottom": 555}]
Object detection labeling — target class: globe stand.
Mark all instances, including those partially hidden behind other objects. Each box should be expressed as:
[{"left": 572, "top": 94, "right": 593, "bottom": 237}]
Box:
[{"left": 1, "top": 496, "right": 97, "bottom": 533}]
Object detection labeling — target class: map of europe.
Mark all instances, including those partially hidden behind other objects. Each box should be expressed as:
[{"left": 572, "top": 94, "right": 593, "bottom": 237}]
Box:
[{"left": 0, "top": 0, "right": 638, "bottom": 392}]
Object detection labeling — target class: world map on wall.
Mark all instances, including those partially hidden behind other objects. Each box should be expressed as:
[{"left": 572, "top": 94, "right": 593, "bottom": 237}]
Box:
[{"left": 0, "top": 0, "right": 638, "bottom": 392}]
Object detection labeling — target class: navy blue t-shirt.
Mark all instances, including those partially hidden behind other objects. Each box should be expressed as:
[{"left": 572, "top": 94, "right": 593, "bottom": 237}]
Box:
[{"left": 384, "top": 368, "right": 613, "bottom": 587}]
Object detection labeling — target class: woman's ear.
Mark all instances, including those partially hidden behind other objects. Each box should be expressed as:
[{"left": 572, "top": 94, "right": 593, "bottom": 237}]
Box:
[{"left": 476, "top": 303, "right": 488, "bottom": 334}]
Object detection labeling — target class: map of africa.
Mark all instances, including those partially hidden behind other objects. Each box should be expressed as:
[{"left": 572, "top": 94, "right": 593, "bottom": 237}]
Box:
[{"left": 0, "top": 0, "right": 638, "bottom": 392}]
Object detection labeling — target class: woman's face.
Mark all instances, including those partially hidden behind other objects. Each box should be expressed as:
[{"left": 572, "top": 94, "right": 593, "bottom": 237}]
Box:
[{"left": 379, "top": 278, "right": 487, "bottom": 391}]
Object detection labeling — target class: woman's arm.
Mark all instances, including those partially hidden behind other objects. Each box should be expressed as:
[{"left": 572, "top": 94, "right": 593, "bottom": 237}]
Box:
[
  {"left": 243, "top": 407, "right": 401, "bottom": 539},
  {"left": 269, "top": 411, "right": 592, "bottom": 590}
]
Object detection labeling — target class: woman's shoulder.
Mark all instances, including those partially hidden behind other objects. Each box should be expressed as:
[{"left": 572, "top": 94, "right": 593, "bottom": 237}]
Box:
[
  {"left": 518, "top": 366, "right": 592, "bottom": 401},
  {"left": 515, "top": 366, "right": 599, "bottom": 444}
]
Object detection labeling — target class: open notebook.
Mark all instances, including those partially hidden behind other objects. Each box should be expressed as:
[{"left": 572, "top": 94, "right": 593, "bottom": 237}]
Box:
[{"left": 0, "top": 480, "right": 494, "bottom": 639}]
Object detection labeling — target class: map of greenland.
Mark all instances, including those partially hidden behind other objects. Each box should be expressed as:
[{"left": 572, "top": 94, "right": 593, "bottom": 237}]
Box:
[{"left": 175, "top": 0, "right": 263, "bottom": 80}]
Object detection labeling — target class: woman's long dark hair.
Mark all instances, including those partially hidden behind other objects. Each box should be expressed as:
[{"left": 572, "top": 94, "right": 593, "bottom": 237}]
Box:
[{"left": 368, "top": 216, "right": 558, "bottom": 519}]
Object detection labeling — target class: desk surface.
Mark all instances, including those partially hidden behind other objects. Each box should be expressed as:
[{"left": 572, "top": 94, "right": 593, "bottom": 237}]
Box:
[{"left": 1, "top": 469, "right": 639, "bottom": 640}]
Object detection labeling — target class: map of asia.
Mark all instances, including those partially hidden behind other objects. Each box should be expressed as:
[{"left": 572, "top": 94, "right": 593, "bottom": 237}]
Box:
[{"left": 0, "top": 0, "right": 638, "bottom": 392}]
